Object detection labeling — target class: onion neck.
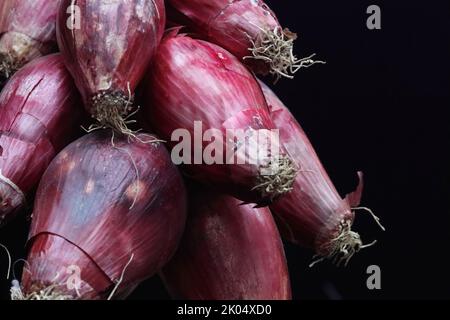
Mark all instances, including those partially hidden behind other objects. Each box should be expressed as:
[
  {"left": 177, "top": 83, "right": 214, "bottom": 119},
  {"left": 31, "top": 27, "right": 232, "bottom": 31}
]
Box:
[
  {"left": 253, "top": 155, "right": 297, "bottom": 202},
  {"left": 10, "top": 281, "right": 73, "bottom": 300},
  {"left": 244, "top": 27, "right": 325, "bottom": 81},
  {"left": 0, "top": 32, "right": 43, "bottom": 83},
  {"left": 312, "top": 219, "right": 363, "bottom": 267}
]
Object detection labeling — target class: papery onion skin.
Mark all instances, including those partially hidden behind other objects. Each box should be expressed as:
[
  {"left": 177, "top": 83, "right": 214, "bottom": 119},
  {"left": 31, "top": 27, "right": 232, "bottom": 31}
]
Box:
[
  {"left": 16, "top": 131, "right": 187, "bottom": 300},
  {"left": 56, "top": 0, "right": 165, "bottom": 132},
  {"left": 0, "top": 0, "right": 59, "bottom": 86},
  {"left": 0, "top": 54, "right": 82, "bottom": 227},
  {"left": 166, "top": 0, "right": 306, "bottom": 79},
  {"left": 259, "top": 80, "right": 366, "bottom": 265},
  {"left": 161, "top": 186, "right": 291, "bottom": 300},
  {"left": 143, "top": 31, "right": 297, "bottom": 204}
]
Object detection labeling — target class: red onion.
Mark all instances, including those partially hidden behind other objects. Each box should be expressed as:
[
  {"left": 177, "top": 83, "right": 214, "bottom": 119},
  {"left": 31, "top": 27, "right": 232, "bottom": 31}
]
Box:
[
  {"left": 259, "top": 80, "right": 384, "bottom": 266},
  {"left": 0, "top": 53, "right": 82, "bottom": 227},
  {"left": 143, "top": 31, "right": 297, "bottom": 204},
  {"left": 167, "top": 0, "right": 322, "bottom": 79},
  {"left": 12, "top": 131, "right": 187, "bottom": 299},
  {"left": 161, "top": 186, "right": 291, "bottom": 300},
  {"left": 56, "top": 0, "right": 165, "bottom": 133},
  {"left": 0, "top": 0, "right": 59, "bottom": 86}
]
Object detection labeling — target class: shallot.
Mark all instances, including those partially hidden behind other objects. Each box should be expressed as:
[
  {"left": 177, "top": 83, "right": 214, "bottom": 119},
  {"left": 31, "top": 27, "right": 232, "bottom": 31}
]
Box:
[
  {"left": 12, "top": 131, "right": 187, "bottom": 299},
  {"left": 259, "top": 80, "right": 384, "bottom": 266},
  {"left": 143, "top": 31, "right": 297, "bottom": 204},
  {"left": 0, "top": 54, "right": 82, "bottom": 227},
  {"left": 166, "top": 0, "right": 323, "bottom": 79},
  {"left": 56, "top": 0, "right": 165, "bottom": 133},
  {"left": 0, "top": 0, "right": 59, "bottom": 86},
  {"left": 161, "top": 186, "right": 291, "bottom": 300}
]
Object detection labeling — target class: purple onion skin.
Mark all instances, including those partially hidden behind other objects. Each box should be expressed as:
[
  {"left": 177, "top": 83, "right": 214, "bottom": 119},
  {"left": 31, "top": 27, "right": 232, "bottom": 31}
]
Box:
[
  {"left": 143, "top": 31, "right": 295, "bottom": 204},
  {"left": 259, "top": 80, "right": 363, "bottom": 257},
  {"left": 56, "top": 0, "right": 166, "bottom": 118},
  {"left": 0, "top": 53, "right": 82, "bottom": 227},
  {"left": 21, "top": 233, "right": 112, "bottom": 300},
  {"left": 21, "top": 131, "right": 187, "bottom": 299},
  {"left": 161, "top": 187, "right": 291, "bottom": 300},
  {"left": 166, "top": 0, "right": 281, "bottom": 75}
]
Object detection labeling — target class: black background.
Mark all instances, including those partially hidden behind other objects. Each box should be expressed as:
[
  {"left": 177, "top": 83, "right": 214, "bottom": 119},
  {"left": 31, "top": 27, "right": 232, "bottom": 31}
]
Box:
[{"left": 1, "top": 0, "right": 450, "bottom": 300}]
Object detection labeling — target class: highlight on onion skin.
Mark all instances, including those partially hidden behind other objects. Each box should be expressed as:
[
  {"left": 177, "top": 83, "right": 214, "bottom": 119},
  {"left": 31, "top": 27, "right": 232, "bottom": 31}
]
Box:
[
  {"left": 0, "top": 0, "right": 59, "bottom": 87},
  {"left": 0, "top": 53, "right": 82, "bottom": 227},
  {"left": 166, "top": 0, "right": 323, "bottom": 80},
  {"left": 56, "top": 0, "right": 166, "bottom": 134},
  {"left": 259, "top": 80, "right": 384, "bottom": 266},
  {"left": 12, "top": 131, "right": 187, "bottom": 300},
  {"left": 161, "top": 186, "right": 291, "bottom": 300},
  {"left": 143, "top": 31, "right": 297, "bottom": 204}
]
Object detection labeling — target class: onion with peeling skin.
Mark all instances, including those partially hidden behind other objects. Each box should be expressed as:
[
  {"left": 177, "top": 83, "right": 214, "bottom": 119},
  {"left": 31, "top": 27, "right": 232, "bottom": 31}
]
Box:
[
  {"left": 56, "top": 0, "right": 165, "bottom": 134},
  {"left": 161, "top": 186, "right": 291, "bottom": 300},
  {"left": 143, "top": 31, "right": 297, "bottom": 204},
  {"left": 166, "top": 0, "right": 323, "bottom": 80},
  {"left": 0, "top": 0, "right": 59, "bottom": 86},
  {"left": 13, "top": 131, "right": 187, "bottom": 300},
  {"left": 259, "top": 80, "right": 385, "bottom": 266},
  {"left": 0, "top": 53, "right": 82, "bottom": 227}
]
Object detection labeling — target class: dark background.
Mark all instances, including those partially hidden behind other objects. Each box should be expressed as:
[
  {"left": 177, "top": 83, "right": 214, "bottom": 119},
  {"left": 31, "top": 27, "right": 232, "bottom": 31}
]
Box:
[{"left": 1, "top": 0, "right": 449, "bottom": 300}]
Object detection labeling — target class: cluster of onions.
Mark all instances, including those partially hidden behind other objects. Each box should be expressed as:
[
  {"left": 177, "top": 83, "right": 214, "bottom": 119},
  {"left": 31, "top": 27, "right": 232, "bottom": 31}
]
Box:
[{"left": 0, "top": 0, "right": 382, "bottom": 300}]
